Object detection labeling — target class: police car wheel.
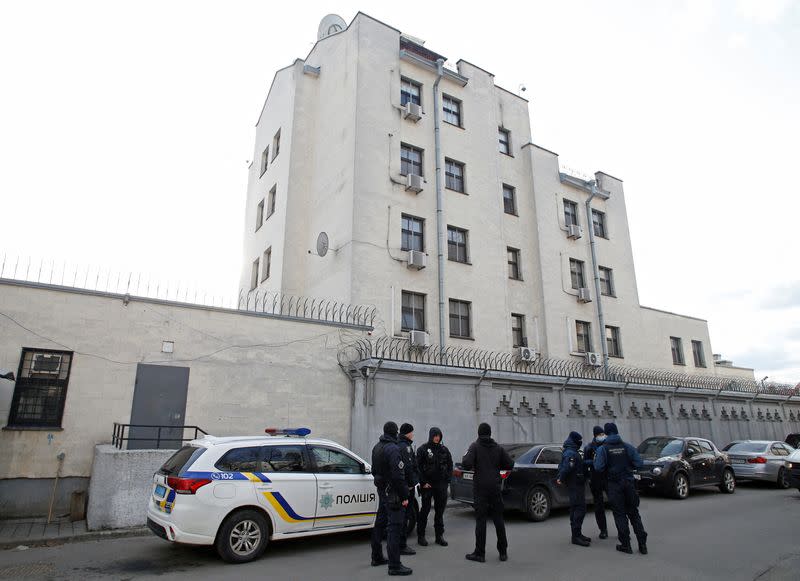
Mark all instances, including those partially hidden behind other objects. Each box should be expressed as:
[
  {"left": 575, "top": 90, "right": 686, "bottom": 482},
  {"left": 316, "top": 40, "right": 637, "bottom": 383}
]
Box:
[
  {"left": 216, "top": 510, "right": 269, "bottom": 563},
  {"left": 525, "top": 487, "right": 551, "bottom": 522}
]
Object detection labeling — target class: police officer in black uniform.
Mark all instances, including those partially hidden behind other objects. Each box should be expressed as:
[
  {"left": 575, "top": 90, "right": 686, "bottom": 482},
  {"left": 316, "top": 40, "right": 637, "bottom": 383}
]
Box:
[
  {"left": 370, "top": 421, "right": 413, "bottom": 576},
  {"left": 593, "top": 422, "right": 648, "bottom": 555},
  {"left": 398, "top": 423, "right": 418, "bottom": 555},
  {"left": 416, "top": 427, "right": 453, "bottom": 547},
  {"left": 556, "top": 431, "right": 590, "bottom": 547},
  {"left": 583, "top": 425, "right": 609, "bottom": 539}
]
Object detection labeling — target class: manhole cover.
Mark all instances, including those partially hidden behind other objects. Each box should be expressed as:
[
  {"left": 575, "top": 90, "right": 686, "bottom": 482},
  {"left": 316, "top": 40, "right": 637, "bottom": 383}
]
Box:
[{"left": 0, "top": 563, "right": 56, "bottom": 578}]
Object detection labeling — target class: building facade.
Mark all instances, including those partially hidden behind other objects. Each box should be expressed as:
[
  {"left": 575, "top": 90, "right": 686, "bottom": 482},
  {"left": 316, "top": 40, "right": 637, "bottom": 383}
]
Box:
[{"left": 239, "top": 12, "right": 752, "bottom": 380}]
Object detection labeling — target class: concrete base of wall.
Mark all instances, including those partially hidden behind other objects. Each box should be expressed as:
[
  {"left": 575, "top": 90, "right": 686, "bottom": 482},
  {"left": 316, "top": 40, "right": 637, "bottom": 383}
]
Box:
[
  {"left": 0, "top": 477, "right": 89, "bottom": 519},
  {"left": 87, "top": 445, "right": 174, "bottom": 531}
]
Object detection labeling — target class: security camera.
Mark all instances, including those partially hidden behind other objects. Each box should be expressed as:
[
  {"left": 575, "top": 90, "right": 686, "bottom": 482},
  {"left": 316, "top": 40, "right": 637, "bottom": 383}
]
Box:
[{"left": 0, "top": 370, "right": 15, "bottom": 381}]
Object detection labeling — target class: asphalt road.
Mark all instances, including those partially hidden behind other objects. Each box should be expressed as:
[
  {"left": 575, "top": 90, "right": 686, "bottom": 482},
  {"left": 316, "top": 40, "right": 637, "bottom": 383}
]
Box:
[{"left": 1, "top": 482, "right": 798, "bottom": 581}]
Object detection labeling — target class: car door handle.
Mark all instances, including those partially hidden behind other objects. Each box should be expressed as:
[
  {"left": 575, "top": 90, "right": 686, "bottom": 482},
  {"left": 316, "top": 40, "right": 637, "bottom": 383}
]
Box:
[
  {"left": 319, "top": 484, "right": 334, "bottom": 489},
  {"left": 257, "top": 485, "right": 273, "bottom": 491}
]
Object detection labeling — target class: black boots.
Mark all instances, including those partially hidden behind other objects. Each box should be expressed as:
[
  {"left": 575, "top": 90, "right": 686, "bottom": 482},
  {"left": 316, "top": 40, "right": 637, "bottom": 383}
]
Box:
[
  {"left": 417, "top": 536, "right": 428, "bottom": 546},
  {"left": 599, "top": 530, "right": 608, "bottom": 539},
  {"left": 572, "top": 537, "right": 591, "bottom": 547},
  {"left": 388, "top": 565, "right": 413, "bottom": 576},
  {"left": 435, "top": 536, "right": 448, "bottom": 547},
  {"left": 400, "top": 546, "right": 416, "bottom": 556},
  {"left": 465, "top": 552, "right": 486, "bottom": 563},
  {"left": 639, "top": 541, "right": 648, "bottom": 555},
  {"left": 616, "top": 544, "right": 633, "bottom": 554}
]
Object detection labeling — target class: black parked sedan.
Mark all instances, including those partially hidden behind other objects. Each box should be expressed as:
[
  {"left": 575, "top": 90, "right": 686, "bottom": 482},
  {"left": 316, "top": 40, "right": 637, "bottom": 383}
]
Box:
[
  {"left": 451, "top": 443, "right": 592, "bottom": 522},
  {"left": 634, "top": 436, "right": 736, "bottom": 499}
]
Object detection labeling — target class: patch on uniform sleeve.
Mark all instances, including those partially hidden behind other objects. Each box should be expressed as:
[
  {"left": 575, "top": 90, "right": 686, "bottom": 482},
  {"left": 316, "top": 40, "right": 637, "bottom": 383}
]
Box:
[{"left": 399, "top": 460, "right": 405, "bottom": 469}]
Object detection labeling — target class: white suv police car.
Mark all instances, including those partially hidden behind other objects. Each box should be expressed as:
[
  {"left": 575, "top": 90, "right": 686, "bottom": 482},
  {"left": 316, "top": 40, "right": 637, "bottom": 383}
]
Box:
[{"left": 146, "top": 428, "right": 384, "bottom": 563}]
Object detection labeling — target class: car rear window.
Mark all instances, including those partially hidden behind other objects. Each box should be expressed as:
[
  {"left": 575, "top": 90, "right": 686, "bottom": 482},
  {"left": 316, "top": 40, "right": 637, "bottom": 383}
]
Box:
[
  {"left": 160, "top": 445, "right": 205, "bottom": 475},
  {"left": 502, "top": 444, "right": 535, "bottom": 462},
  {"left": 725, "top": 442, "right": 768, "bottom": 453}
]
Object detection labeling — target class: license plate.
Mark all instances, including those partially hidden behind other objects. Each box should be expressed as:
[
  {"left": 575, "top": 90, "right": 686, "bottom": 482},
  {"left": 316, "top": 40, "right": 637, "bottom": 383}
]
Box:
[
  {"left": 154, "top": 484, "right": 166, "bottom": 498},
  {"left": 463, "top": 472, "right": 473, "bottom": 480},
  {"left": 633, "top": 474, "right": 641, "bottom": 480},
  {"left": 731, "top": 458, "right": 746, "bottom": 464}
]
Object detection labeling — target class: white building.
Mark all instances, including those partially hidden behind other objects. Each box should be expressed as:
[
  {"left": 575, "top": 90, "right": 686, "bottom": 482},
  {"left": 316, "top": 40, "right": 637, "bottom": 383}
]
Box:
[{"left": 240, "top": 12, "right": 753, "bottom": 380}]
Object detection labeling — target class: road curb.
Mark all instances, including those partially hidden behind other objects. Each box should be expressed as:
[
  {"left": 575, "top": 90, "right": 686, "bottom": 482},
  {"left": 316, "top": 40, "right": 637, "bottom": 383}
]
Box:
[{"left": 0, "top": 526, "right": 149, "bottom": 551}]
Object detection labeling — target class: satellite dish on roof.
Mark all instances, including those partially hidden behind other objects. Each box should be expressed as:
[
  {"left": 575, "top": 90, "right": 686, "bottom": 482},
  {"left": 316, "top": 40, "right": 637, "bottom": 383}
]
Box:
[
  {"left": 316, "top": 232, "right": 329, "bottom": 257},
  {"left": 318, "top": 14, "right": 346, "bottom": 40}
]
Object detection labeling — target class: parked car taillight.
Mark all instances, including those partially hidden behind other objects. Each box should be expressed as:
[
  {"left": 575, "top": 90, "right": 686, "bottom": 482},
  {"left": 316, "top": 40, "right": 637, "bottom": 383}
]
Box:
[
  {"left": 500, "top": 470, "right": 511, "bottom": 480},
  {"left": 747, "top": 457, "right": 767, "bottom": 464},
  {"left": 167, "top": 476, "right": 211, "bottom": 494},
  {"left": 453, "top": 468, "right": 463, "bottom": 478}
]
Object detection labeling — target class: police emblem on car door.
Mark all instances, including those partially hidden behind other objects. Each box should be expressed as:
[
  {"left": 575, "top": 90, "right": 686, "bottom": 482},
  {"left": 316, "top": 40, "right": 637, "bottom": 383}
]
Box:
[{"left": 309, "top": 446, "right": 377, "bottom": 529}]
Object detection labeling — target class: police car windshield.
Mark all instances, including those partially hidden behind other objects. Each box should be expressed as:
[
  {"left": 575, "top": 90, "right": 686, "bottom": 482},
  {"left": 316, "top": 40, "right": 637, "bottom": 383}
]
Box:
[{"left": 637, "top": 438, "right": 684, "bottom": 458}]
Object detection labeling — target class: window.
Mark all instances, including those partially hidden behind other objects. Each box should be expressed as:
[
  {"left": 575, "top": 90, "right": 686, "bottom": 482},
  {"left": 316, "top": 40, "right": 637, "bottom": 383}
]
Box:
[
  {"left": 260, "top": 147, "right": 269, "bottom": 176},
  {"left": 502, "top": 184, "right": 516, "bottom": 215},
  {"left": 449, "top": 299, "right": 472, "bottom": 338},
  {"left": 401, "top": 144, "right": 423, "bottom": 176},
  {"left": 685, "top": 441, "right": 702, "bottom": 456},
  {"left": 692, "top": 340, "right": 706, "bottom": 367},
  {"left": 564, "top": 199, "right": 578, "bottom": 226},
  {"left": 7, "top": 349, "right": 73, "bottom": 428},
  {"left": 592, "top": 209, "right": 607, "bottom": 238},
  {"left": 445, "top": 158, "right": 465, "bottom": 192},
  {"left": 400, "top": 78, "right": 421, "bottom": 106},
  {"left": 536, "top": 448, "right": 562, "bottom": 465},
  {"left": 511, "top": 314, "right": 526, "bottom": 347},
  {"left": 670, "top": 337, "right": 685, "bottom": 365},
  {"left": 262, "top": 445, "right": 310, "bottom": 472},
  {"left": 272, "top": 129, "right": 281, "bottom": 160},
  {"left": 569, "top": 258, "right": 585, "bottom": 289},
  {"left": 771, "top": 445, "right": 789, "bottom": 457},
  {"left": 267, "top": 185, "right": 276, "bottom": 219},
  {"left": 447, "top": 226, "right": 468, "bottom": 263},
  {"left": 401, "top": 215, "right": 424, "bottom": 252},
  {"left": 255, "top": 199, "right": 264, "bottom": 231},
  {"left": 498, "top": 127, "right": 511, "bottom": 154},
  {"left": 310, "top": 446, "right": 363, "bottom": 474},
  {"left": 606, "top": 326, "right": 622, "bottom": 358},
  {"left": 507, "top": 247, "right": 521, "bottom": 280},
  {"left": 261, "top": 247, "right": 271, "bottom": 282},
  {"left": 698, "top": 440, "right": 714, "bottom": 453},
  {"left": 599, "top": 267, "right": 615, "bottom": 296},
  {"left": 576, "top": 320, "right": 592, "bottom": 353},
  {"left": 401, "top": 291, "right": 425, "bottom": 331},
  {"left": 215, "top": 447, "right": 262, "bottom": 472},
  {"left": 250, "top": 258, "right": 259, "bottom": 291},
  {"left": 443, "top": 95, "right": 462, "bottom": 126}
]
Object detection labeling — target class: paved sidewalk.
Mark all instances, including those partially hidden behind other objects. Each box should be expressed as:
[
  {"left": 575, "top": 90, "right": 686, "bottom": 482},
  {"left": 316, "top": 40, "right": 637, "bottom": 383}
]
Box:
[{"left": 0, "top": 517, "right": 147, "bottom": 549}]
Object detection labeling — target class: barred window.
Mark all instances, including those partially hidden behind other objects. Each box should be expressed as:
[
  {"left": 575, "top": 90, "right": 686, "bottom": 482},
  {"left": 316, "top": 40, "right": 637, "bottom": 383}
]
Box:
[
  {"left": 8, "top": 349, "right": 73, "bottom": 428},
  {"left": 401, "top": 144, "right": 423, "bottom": 177},
  {"left": 445, "top": 158, "right": 465, "bottom": 193}
]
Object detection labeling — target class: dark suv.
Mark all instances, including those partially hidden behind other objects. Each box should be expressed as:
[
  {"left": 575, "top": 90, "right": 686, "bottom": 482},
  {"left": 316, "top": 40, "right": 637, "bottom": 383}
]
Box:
[{"left": 634, "top": 436, "right": 736, "bottom": 499}]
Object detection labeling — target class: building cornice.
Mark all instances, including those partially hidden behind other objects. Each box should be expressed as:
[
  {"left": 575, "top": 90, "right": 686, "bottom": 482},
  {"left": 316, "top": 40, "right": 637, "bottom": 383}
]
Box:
[{"left": 399, "top": 50, "right": 468, "bottom": 87}]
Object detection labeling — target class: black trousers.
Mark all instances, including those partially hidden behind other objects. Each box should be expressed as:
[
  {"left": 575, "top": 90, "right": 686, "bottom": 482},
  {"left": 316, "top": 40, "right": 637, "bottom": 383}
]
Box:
[
  {"left": 567, "top": 480, "right": 587, "bottom": 538},
  {"left": 473, "top": 491, "right": 507, "bottom": 556},
  {"left": 371, "top": 491, "right": 405, "bottom": 567},
  {"left": 417, "top": 486, "right": 447, "bottom": 539},
  {"left": 590, "top": 477, "right": 608, "bottom": 534},
  {"left": 400, "top": 492, "right": 417, "bottom": 548},
  {"left": 606, "top": 479, "right": 647, "bottom": 547}
]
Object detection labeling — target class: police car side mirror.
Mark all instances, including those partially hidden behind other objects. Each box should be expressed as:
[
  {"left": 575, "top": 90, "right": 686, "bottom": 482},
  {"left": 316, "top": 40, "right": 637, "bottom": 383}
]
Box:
[{"left": 363, "top": 464, "right": 371, "bottom": 475}]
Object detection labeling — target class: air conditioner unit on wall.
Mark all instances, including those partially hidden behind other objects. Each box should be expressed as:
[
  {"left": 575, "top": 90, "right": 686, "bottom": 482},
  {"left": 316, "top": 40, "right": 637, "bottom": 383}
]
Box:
[
  {"left": 403, "top": 102, "right": 423, "bottom": 122},
  {"left": 409, "top": 330, "right": 430, "bottom": 349},
  {"left": 585, "top": 352, "right": 602, "bottom": 367},
  {"left": 405, "top": 173, "right": 424, "bottom": 193},
  {"left": 567, "top": 224, "right": 582, "bottom": 239},
  {"left": 407, "top": 250, "right": 427, "bottom": 270},
  {"left": 31, "top": 353, "right": 62, "bottom": 375},
  {"left": 517, "top": 346, "right": 536, "bottom": 362},
  {"left": 577, "top": 288, "right": 592, "bottom": 303}
]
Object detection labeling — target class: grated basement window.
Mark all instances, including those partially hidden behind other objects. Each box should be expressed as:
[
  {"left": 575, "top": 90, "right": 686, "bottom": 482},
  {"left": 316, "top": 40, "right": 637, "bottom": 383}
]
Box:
[{"left": 8, "top": 348, "right": 73, "bottom": 428}]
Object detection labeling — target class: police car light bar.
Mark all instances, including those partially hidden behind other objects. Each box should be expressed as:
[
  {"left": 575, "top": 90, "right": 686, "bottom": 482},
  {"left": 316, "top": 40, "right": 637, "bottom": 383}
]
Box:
[{"left": 264, "top": 427, "right": 312, "bottom": 437}]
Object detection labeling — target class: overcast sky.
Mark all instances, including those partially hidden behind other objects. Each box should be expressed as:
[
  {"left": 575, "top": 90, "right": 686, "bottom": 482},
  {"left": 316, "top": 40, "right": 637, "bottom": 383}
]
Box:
[{"left": 1, "top": 1, "right": 798, "bottom": 381}]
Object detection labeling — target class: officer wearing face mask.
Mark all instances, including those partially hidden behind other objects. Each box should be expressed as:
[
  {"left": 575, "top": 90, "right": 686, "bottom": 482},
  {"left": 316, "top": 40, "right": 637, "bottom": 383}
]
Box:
[{"left": 583, "top": 426, "right": 609, "bottom": 539}]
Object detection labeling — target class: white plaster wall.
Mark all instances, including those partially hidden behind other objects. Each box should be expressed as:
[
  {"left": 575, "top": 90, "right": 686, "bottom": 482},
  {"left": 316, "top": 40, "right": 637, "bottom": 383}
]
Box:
[{"left": 0, "top": 282, "right": 363, "bottom": 480}]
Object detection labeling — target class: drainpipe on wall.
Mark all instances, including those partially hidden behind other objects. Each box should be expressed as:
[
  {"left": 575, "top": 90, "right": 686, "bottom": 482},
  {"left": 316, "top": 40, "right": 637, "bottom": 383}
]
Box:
[
  {"left": 433, "top": 59, "right": 446, "bottom": 353},
  {"left": 585, "top": 181, "right": 609, "bottom": 375}
]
